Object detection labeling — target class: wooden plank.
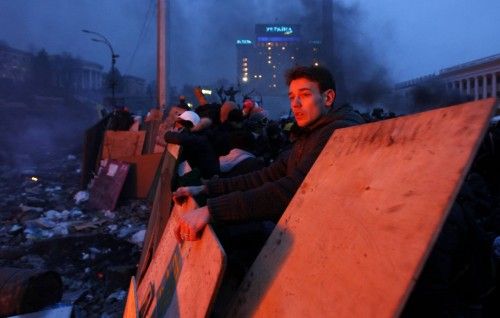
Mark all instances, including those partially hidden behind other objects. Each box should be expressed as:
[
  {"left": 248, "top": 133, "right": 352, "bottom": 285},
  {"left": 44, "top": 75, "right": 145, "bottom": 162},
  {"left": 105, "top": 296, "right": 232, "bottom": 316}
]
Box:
[
  {"left": 136, "top": 144, "right": 180, "bottom": 282},
  {"left": 123, "top": 276, "right": 139, "bottom": 318},
  {"left": 81, "top": 116, "right": 110, "bottom": 187},
  {"left": 118, "top": 153, "right": 162, "bottom": 198},
  {"left": 88, "top": 160, "right": 130, "bottom": 211},
  {"left": 101, "top": 131, "right": 146, "bottom": 160},
  {"left": 143, "top": 119, "right": 162, "bottom": 154},
  {"left": 228, "top": 99, "right": 496, "bottom": 317},
  {"left": 136, "top": 197, "right": 226, "bottom": 318}
]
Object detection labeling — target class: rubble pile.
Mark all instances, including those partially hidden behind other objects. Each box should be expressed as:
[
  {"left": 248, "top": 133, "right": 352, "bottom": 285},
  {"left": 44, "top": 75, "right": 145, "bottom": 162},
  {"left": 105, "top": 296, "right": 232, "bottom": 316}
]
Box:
[{"left": 0, "top": 150, "right": 148, "bottom": 317}]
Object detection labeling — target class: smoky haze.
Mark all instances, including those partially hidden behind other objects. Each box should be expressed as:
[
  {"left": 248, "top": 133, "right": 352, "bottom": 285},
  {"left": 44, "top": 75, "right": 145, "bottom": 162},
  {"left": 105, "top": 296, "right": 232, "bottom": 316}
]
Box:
[
  {"left": 1, "top": 0, "right": 393, "bottom": 106},
  {"left": 0, "top": 1, "right": 396, "bottom": 170}
]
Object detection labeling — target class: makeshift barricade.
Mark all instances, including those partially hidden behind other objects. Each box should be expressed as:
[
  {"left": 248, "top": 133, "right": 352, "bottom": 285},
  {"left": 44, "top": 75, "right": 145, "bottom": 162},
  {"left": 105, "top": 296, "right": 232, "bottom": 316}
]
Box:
[{"left": 228, "top": 99, "right": 496, "bottom": 317}]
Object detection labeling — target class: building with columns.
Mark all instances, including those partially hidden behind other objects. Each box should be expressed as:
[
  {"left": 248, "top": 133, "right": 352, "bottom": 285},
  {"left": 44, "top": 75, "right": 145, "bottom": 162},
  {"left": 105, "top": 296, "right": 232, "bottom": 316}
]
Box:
[
  {"left": 440, "top": 54, "right": 500, "bottom": 100},
  {"left": 396, "top": 54, "right": 500, "bottom": 102},
  {"left": 76, "top": 60, "right": 104, "bottom": 91},
  {"left": 0, "top": 43, "right": 32, "bottom": 82}
]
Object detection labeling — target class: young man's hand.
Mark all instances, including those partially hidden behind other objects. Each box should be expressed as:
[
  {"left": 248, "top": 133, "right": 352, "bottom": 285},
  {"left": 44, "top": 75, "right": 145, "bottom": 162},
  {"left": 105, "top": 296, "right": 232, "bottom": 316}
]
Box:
[
  {"left": 174, "top": 206, "right": 210, "bottom": 242},
  {"left": 172, "top": 185, "right": 206, "bottom": 204}
]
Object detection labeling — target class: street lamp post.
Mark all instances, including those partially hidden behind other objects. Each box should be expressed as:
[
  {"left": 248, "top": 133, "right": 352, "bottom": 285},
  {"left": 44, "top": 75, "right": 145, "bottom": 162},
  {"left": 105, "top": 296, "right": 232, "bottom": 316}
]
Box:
[{"left": 82, "top": 29, "right": 119, "bottom": 107}]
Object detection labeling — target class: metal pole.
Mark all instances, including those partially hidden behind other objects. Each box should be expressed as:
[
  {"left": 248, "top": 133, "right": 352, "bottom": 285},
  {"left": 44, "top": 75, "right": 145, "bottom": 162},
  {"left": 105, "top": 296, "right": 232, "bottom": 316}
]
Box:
[
  {"left": 157, "top": 0, "right": 167, "bottom": 112},
  {"left": 82, "top": 29, "right": 119, "bottom": 107}
]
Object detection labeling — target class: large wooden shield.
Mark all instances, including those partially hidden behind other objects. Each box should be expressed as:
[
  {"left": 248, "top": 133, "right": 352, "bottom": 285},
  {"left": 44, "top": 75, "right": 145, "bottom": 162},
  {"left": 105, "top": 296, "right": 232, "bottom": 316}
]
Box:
[
  {"left": 101, "top": 131, "right": 146, "bottom": 160},
  {"left": 88, "top": 160, "right": 130, "bottom": 211},
  {"left": 118, "top": 153, "right": 163, "bottom": 198},
  {"left": 135, "top": 197, "right": 226, "bottom": 318},
  {"left": 136, "top": 144, "right": 180, "bottom": 282},
  {"left": 228, "top": 99, "right": 496, "bottom": 317}
]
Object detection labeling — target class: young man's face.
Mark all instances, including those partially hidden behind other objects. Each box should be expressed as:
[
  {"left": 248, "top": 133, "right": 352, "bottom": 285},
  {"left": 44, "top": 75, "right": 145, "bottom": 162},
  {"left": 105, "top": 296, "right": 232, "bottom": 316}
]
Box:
[{"left": 288, "top": 78, "right": 335, "bottom": 127}]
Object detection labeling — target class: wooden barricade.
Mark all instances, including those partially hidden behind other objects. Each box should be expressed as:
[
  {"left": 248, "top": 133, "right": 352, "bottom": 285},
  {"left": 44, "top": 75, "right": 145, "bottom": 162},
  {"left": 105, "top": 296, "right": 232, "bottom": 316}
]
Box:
[
  {"left": 143, "top": 119, "right": 163, "bottom": 154},
  {"left": 128, "top": 197, "right": 226, "bottom": 318},
  {"left": 88, "top": 160, "right": 130, "bottom": 211},
  {"left": 136, "top": 144, "right": 180, "bottom": 283},
  {"left": 228, "top": 99, "right": 496, "bottom": 317},
  {"left": 101, "top": 131, "right": 146, "bottom": 160},
  {"left": 118, "top": 153, "right": 163, "bottom": 199},
  {"left": 123, "top": 277, "right": 139, "bottom": 318}
]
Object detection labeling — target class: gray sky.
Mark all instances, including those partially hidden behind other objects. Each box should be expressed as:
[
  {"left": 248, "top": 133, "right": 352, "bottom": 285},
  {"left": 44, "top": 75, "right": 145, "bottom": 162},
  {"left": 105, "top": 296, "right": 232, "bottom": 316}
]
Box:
[{"left": 1, "top": 0, "right": 499, "bottom": 87}]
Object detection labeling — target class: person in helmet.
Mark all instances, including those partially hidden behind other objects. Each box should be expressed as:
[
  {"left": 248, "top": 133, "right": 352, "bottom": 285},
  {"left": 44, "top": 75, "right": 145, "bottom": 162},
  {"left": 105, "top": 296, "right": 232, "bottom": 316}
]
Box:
[{"left": 163, "top": 110, "right": 220, "bottom": 181}]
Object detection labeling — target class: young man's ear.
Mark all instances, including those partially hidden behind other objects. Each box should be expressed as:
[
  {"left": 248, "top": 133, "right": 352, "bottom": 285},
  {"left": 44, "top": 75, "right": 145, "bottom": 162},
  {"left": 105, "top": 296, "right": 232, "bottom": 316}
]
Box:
[{"left": 323, "top": 89, "right": 336, "bottom": 107}]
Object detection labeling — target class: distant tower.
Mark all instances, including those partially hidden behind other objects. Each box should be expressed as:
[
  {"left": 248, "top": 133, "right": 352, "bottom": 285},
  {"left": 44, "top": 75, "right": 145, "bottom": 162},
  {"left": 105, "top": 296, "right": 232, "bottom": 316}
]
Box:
[{"left": 321, "top": 0, "right": 334, "bottom": 66}]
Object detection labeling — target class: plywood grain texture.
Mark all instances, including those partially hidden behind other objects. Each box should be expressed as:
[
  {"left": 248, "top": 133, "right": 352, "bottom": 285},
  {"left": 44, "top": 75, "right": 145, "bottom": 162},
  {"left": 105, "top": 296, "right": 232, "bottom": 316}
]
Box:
[
  {"left": 88, "top": 160, "right": 130, "bottom": 211},
  {"left": 118, "top": 153, "right": 162, "bottom": 198},
  {"left": 137, "top": 144, "right": 180, "bottom": 282},
  {"left": 229, "top": 99, "right": 496, "bottom": 317},
  {"left": 123, "top": 276, "right": 139, "bottom": 318},
  {"left": 101, "top": 131, "right": 146, "bottom": 160},
  {"left": 136, "top": 197, "right": 226, "bottom": 318}
]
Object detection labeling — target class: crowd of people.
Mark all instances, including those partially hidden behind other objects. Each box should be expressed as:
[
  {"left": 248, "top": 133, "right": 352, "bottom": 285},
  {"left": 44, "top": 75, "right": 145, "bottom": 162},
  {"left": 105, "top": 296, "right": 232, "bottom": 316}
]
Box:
[{"left": 147, "top": 65, "right": 500, "bottom": 316}]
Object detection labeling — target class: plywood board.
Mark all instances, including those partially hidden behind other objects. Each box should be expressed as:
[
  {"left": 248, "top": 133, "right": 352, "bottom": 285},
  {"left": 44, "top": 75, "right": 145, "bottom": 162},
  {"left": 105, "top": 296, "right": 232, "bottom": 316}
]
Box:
[
  {"left": 136, "top": 197, "right": 226, "bottom": 318},
  {"left": 123, "top": 276, "right": 139, "bottom": 318},
  {"left": 88, "top": 160, "right": 130, "bottom": 211},
  {"left": 101, "top": 131, "right": 146, "bottom": 160},
  {"left": 118, "top": 153, "right": 162, "bottom": 198},
  {"left": 228, "top": 99, "right": 496, "bottom": 317},
  {"left": 81, "top": 116, "right": 110, "bottom": 187},
  {"left": 136, "top": 144, "right": 180, "bottom": 282},
  {"left": 143, "top": 119, "right": 162, "bottom": 154}
]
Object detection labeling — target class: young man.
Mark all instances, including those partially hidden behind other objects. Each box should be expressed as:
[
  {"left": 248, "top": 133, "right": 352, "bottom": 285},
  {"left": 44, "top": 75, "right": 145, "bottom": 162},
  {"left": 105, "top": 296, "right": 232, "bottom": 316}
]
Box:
[{"left": 174, "top": 65, "right": 365, "bottom": 241}]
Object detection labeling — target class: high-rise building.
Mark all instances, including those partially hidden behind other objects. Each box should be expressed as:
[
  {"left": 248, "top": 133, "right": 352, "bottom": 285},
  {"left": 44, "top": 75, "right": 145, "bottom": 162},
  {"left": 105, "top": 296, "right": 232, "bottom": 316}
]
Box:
[{"left": 236, "top": 24, "right": 322, "bottom": 96}]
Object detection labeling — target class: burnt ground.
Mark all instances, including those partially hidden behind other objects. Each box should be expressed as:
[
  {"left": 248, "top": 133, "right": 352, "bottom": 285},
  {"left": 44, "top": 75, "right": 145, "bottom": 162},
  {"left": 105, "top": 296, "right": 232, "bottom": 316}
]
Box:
[
  {"left": 1, "top": 103, "right": 500, "bottom": 317},
  {"left": 0, "top": 104, "right": 148, "bottom": 317},
  {"left": 0, "top": 148, "right": 149, "bottom": 317}
]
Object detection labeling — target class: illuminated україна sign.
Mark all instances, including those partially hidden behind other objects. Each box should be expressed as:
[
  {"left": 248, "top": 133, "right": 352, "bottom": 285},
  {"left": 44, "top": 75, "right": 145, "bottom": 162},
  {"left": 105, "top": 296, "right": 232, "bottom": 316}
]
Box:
[
  {"left": 265, "top": 26, "right": 294, "bottom": 35},
  {"left": 255, "top": 24, "right": 301, "bottom": 43}
]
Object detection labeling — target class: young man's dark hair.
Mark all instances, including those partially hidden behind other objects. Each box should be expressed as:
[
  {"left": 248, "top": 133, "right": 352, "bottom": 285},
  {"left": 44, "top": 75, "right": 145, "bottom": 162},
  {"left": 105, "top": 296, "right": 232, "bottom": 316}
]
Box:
[{"left": 285, "top": 65, "right": 336, "bottom": 93}]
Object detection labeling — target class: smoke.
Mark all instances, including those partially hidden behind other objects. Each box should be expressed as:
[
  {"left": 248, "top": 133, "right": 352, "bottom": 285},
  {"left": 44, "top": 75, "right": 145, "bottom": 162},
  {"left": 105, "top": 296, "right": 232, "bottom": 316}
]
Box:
[
  {"left": 167, "top": 0, "right": 394, "bottom": 110},
  {"left": 1, "top": 1, "right": 395, "bottom": 105},
  {"left": 1, "top": 0, "right": 400, "bottom": 106},
  {"left": 168, "top": 0, "right": 304, "bottom": 86}
]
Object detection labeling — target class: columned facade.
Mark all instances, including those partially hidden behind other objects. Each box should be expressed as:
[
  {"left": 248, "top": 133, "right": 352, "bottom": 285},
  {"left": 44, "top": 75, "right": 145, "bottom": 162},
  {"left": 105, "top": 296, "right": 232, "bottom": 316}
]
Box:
[{"left": 440, "top": 54, "right": 500, "bottom": 101}]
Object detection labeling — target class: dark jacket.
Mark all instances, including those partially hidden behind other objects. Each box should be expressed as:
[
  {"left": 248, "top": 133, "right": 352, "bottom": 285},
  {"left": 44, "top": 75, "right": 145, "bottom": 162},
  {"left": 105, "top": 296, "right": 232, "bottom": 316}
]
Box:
[
  {"left": 205, "top": 104, "right": 365, "bottom": 222},
  {"left": 164, "top": 130, "right": 220, "bottom": 179}
]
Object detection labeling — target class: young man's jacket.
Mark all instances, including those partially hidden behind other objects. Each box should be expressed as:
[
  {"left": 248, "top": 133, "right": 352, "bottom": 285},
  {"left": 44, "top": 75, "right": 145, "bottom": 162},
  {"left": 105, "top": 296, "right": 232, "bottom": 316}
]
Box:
[{"left": 205, "top": 104, "right": 365, "bottom": 222}]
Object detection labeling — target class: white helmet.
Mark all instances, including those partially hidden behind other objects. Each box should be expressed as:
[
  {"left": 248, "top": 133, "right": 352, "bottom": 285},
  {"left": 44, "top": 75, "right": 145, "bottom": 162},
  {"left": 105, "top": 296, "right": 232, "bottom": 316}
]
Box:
[{"left": 177, "top": 110, "right": 200, "bottom": 127}]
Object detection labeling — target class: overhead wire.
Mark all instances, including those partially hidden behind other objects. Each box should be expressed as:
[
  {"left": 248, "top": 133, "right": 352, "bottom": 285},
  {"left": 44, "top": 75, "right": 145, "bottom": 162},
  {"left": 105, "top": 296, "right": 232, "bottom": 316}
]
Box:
[{"left": 124, "top": 0, "right": 155, "bottom": 76}]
